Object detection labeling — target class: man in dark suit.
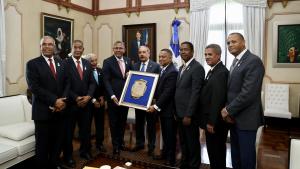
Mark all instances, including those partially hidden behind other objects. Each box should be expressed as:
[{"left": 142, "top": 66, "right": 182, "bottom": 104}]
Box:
[
  {"left": 221, "top": 33, "right": 265, "bottom": 169},
  {"left": 148, "top": 48, "right": 178, "bottom": 166},
  {"left": 130, "top": 31, "right": 145, "bottom": 64},
  {"left": 103, "top": 41, "right": 132, "bottom": 155},
  {"left": 131, "top": 46, "right": 160, "bottom": 156},
  {"left": 174, "top": 41, "right": 205, "bottom": 169},
  {"left": 86, "top": 53, "right": 106, "bottom": 153},
  {"left": 26, "top": 36, "right": 69, "bottom": 169},
  {"left": 200, "top": 44, "right": 229, "bottom": 169},
  {"left": 63, "top": 40, "right": 96, "bottom": 165}
]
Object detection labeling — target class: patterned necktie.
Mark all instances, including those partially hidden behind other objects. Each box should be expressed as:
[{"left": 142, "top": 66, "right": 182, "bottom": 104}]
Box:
[
  {"left": 160, "top": 69, "right": 165, "bottom": 76},
  {"left": 118, "top": 59, "right": 125, "bottom": 77},
  {"left": 93, "top": 69, "right": 98, "bottom": 84},
  {"left": 76, "top": 60, "right": 83, "bottom": 80},
  {"left": 48, "top": 58, "right": 56, "bottom": 79},
  {"left": 180, "top": 63, "right": 186, "bottom": 78},
  {"left": 230, "top": 58, "right": 239, "bottom": 75},
  {"left": 140, "top": 63, "right": 146, "bottom": 72}
]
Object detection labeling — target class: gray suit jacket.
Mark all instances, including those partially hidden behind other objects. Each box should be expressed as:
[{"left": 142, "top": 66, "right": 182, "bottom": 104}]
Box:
[
  {"left": 175, "top": 59, "right": 205, "bottom": 124},
  {"left": 226, "top": 50, "right": 265, "bottom": 130}
]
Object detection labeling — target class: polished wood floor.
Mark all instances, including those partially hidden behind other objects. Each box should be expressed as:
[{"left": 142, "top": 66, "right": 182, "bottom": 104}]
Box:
[{"left": 9, "top": 116, "right": 300, "bottom": 169}]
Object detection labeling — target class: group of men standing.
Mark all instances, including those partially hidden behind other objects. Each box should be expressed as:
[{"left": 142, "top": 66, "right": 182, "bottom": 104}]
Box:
[{"left": 26, "top": 32, "right": 264, "bottom": 169}]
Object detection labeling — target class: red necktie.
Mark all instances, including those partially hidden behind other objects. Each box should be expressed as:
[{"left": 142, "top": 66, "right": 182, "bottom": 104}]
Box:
[
  {"left": 48, "top": 58, "right": 56, "bottom": 79},
  {"left": 76, "top": 60, "right": 83, "bottom": 80}
]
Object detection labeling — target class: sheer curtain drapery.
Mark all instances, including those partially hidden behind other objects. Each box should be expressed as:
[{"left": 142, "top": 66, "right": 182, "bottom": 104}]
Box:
[{"left": 0, "top": 0, "right": 6, "bottom": 96}]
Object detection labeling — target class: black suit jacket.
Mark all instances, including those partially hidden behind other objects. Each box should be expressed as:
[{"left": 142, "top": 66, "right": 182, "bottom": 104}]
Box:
[
  {"left": 175, "top": 59, "right": 205, "bottom": 123},
  {"left": 226, "top": 50, "right": 265, "bottom": 130},
  {"left": 154, "top": 63, "right": 178, "bottom": 117},
  {"left": 26, "top": 56, "right": 69, "bottom": 120},
  {"left": 92, "top": 67, "right": 105, "bottom": 100},
  {"left": 200, "top": 62, "right": 228, "bottom": 128},
  {"left": 102, "top": 55, "right": 132, "bottom": 99},
  {"left": 64, "top": 57, "right": 96, "bottom": 103}
]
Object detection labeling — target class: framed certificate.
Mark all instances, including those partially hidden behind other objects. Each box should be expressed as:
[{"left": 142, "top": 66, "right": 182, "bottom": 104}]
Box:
[{"left": 119, "top": 71, "right": 159, "bottom": 110}]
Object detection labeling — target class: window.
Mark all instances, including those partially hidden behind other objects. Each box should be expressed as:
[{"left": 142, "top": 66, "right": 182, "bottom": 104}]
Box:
[{"left": 205, "top": 0, "right": 244, "bottom": 72}]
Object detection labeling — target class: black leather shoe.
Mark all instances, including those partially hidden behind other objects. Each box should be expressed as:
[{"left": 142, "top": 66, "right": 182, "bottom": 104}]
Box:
[
  {"left": 147, "top": 149, "right": 154, "bottom": 156},
  {"left": 63, "top": 158, "right": 75, "bottom": 168},
  {"left": 97, "top": 145, "right": 107, "bottom": 153},
  {"left": 80, "top": 153, "right": 92, "bottom": 160},
  {"left": 131, "top": 145, "right": 144, "bottom": 152},
  {"left": 113, "top": 148, "right": 120, "bottom": 156}
]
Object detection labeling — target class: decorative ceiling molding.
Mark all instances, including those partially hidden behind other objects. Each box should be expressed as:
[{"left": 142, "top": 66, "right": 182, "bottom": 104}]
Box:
[
  {"left": 43, "top": 0, "right": 189, "bottom": 16},
  {"left": 267, "top": 0, "right": 299, "bottom": 8}
]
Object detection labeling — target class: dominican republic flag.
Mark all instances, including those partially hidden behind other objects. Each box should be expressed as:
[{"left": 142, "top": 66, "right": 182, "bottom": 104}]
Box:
[{"left": 169, "top": 19, "right": 181, "bottom": 69}]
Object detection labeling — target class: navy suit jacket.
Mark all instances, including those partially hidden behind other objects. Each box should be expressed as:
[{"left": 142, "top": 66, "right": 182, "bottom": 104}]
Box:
[
  {"left": 26, "top": 56, "right": 69, "bottom": 120},
  {"left": 64, "top": 57, "right": 96, "bottom": 103},
  {"left": 226, "top": 50, "right": 265, "bottom": 130},
  {"left": 102, "top": 55, "right": 132, "bottom": 99},
  {"left": 154, "top": 63, "right": 178, "bottom": 117},
  {"left": 200, "top": 62, "right": 228, "bottom": 128},
  {"left": 175, "top": 59, "right": 205, "bottom": 124},
  {"left": 133, "top": 60, "right": 160, "bottom": 74},
  {"left": 92, "top": 67, "right": 106, "bottom": 100}
]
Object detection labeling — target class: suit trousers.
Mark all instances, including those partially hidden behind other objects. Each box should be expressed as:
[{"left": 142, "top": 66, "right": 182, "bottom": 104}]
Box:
[
  {"left": 63, "top": 105, "right": 91, "bottom": 158},
  {"left": 160, "top": 116, "right": 177, "bottom": 163},
  {"left": 90, "top": 105, "right": 105, "bottom": 148},
  {"left": 205, "top": 123, "right": 229, "bottom": 169},
  {"left": 135, "top": 109, "right": 157, "bottom": 150},
  {"left": 107, "top": 100, "right": 128, "bottom": 149},
  {"left": 34, "top": 115, "right": 64, "bottom": 168},
  {"left": 177, "top": 119, "right": 201, "bottom": 169},
  {"left": 230, "top": 127, "right": 257, "bottom": 169}
]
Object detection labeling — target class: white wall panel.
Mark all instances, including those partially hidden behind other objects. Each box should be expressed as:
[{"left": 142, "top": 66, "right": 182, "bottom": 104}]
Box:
[
  {"left": 142, "top": 0, "right": 173, "bottom": 6},
  {"left": 83, "top": 23, "right": 93, "bottom": 54},
  {"left": 5, "top": 5, "right": 23, "bottom": 84},
  {"left": 100, "top": 0, "right": 126, "bottom": 10},
  {"left": 71, "top": 0, "right": 92, "bottom": 9},
  {"left": 98, "top": 24, "right": 112, "bottom": 66}
]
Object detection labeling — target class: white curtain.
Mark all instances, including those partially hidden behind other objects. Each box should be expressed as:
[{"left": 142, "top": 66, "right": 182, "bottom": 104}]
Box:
[
  {"left": 189, "top": 0, "right": 217, "bottom": 64},
  {"left": 241, "top": 1, "right": 266, "bottom": 60},
  {"left": 189, "top": 10, "right": 210, "bottom": 64},
  {"left": 0, "top": 0, "right": 6, "bottom": 96}
]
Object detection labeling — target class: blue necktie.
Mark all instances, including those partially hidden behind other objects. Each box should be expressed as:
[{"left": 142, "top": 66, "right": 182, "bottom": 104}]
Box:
[
  {"left": 140, "top": 63, "right": 146, "bottom": 72},
  {"left": 93, "top": 69, "right": 99, "bottom": 84}
]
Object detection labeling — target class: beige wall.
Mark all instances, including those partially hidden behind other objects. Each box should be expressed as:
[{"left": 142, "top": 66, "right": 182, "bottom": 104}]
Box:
[
  {"left": 4, "top": 0, "right": 300, "bottom": 117},
  {"left": 265, "top": 1, "right": 300, "bottom": 117}
]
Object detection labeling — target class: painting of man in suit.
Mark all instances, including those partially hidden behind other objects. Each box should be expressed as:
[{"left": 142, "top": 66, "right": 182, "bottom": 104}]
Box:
[{"left": 130, "top": 31, "right": 145, "bottom": 64}]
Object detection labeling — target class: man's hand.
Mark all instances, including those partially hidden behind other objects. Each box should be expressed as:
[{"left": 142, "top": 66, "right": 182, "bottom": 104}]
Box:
[
  {"left": 221, "top": 107, "right": 235, "bottom": 124},
  {"left": 77, "top": 96, "right": 91, "bottom": 107},
  {"left": 182, "top": 116, "right": 191, "bottom": 126},
  {"left": 112, "top": 96, "right": 119, "bottom": 106},
  {"left": 206, "top": 124, "right": 215, "bottom": 134},
  {"left": 147, "top": 105, "right": 156, "bottom": 113},
  {"left": 93, "top": 100, "right": 101, "bottom": 108},
  {"left": 221, "top": 107, "right": 229, "bottom": 119},
  {"left": 53, "top": 97, "right": 66, "bottom": 112},
  {"left": 99, "top": 96, "right": 105, "bottom": 107}
]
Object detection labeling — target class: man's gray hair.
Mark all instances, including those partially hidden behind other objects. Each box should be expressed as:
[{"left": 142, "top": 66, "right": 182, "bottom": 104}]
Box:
[{"left": 40, "top": 36, "right": 55, "bottom": 46}]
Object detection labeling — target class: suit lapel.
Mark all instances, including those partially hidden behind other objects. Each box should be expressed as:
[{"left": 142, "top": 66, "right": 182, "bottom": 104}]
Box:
[
  {"left": 112, "top": 56, "right": 124, "bottom": 79},
  {"left": 40, "top": 56, "right": 56, "bottom": 81},
  {"left": 228, "top": 50, "right": 249, "bottom": 84}
]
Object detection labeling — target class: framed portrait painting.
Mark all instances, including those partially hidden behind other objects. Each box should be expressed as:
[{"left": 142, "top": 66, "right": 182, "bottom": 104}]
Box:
[
  {"left": 273, "top": 21, "right": 300, "bottom": 68},
  {"left": 122, "top": 23, "right": 156, "bottom": 64},
  {"left": 119, "top": 71, "right": 159, "bottom": 111},
  {"left": 41, "top": 13, "right": 74, "bottom": 59}
]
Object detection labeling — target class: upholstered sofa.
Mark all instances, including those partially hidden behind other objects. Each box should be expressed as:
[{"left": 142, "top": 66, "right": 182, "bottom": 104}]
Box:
[{"left": 0, "top": 95, "right": 35, "bottom": 168}]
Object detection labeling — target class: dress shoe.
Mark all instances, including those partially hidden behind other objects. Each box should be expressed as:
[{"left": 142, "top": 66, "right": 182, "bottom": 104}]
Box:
[
  {"left": 97, "top": 145, "right": 107, "bottom": 153},
  {"left": 147, "top": 149, "right": 154, "bottom": 156},
  {"left": 80, "top": 153, "right": 92, "bottom": 160},
  {"left": 113, "top": 148, "right": 120, "bottom": 156},
  {"left": 63, "top": 158, "right": 75, "bottom": 168},
  {"left": 152, "top": 154, "right": 165, "bottom": 160},
  {"left": 131, "top": 145, "right": 144, "bottom": 152}
]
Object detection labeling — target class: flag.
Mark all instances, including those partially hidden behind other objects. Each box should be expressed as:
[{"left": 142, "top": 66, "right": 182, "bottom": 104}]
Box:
[
  {"left": 169, "top": 19, "right": 181, "bottom": 69},
  {"left": 142, "top": 29, "right": 149, "bottom": 45}
]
